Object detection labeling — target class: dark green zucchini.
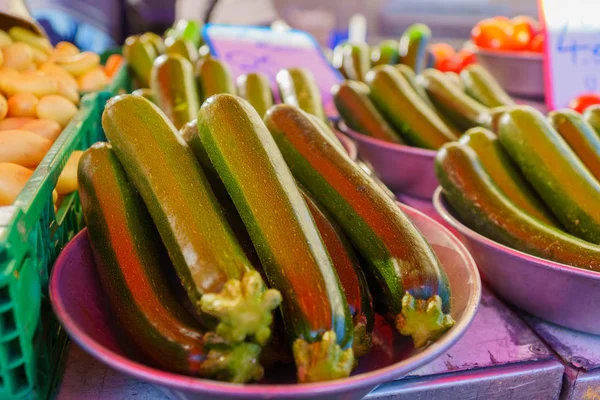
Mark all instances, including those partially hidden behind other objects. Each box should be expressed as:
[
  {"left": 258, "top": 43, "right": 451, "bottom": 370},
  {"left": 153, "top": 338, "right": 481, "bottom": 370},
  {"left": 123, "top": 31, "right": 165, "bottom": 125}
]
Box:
[
  {"left": 583, "top": 105, "right": 600, "bottom": 134},
  {"left": 236, "top": 72, "right": 274, "bottom": 117},
  {"left": 436, "top": 142, "right": 600, "bottom": 272},
  {"left": 78, "top": 142, "right": 264, "bottom": 382},
  {"left": 460, "top": 64, "right": 514, "bottom": 108},
  {"left": 197, "top": 94, "right": 354, "bottom": 383},
  {"left": 265, "top": 104, "right": 454, "bottom": 348},
  {"left": 371, "top": 40, "right": 399, "bottom": 66},
  {"left": 398, "top": 23, "right": 431, "bottom": 74},
  {"left": 276, "top": 67, "right": 327, "bottom": 123},
  {"left": 196, "top": 57, "right": 236, "bottom": 101},
  {"left": 102, "top": 95, "right": 281, "bottom": 346},
  {"left": 343, "top": 43, "right": 370, "bottom": 82}
]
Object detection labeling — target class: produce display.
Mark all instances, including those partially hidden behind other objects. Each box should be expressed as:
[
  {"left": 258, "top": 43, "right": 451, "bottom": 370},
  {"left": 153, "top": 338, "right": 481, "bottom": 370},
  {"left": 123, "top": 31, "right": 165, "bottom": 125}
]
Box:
[
  {"left": 471, "top": 16, "right": 543, "bottom": 53},
  {"left": 0, "top": 27, "right": 120, "bottom": 207},
  {"left": 436, "top": 105, "right": 600, "bottom": 272},
  {"left": 79, "top": 24, "right": 458, "bottom": 382}
]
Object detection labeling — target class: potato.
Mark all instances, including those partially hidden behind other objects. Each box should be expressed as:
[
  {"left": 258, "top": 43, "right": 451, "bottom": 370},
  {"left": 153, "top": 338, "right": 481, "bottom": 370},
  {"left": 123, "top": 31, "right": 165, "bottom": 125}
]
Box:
[
  {"left": 0, "top": 130, "right": 51, "bottom": 167},
  {"left": 8, "top": 27, "right": 52, "bottom": 55},
  {"left": 36, "top": 95, "right": 78, "bottom": 127},
  {"left": 55, "top": 51, "right": 100, "bottom": 77},
  {"left": 56, "top": 79, "right": 80, "bottom": 105},
  {"left": 0, "top": 94, "right": 6, "bottom": 119},
  {"left": 7, "top": 93, "right": 38, "bottom": 118},
  {"left": 55, "top": 150, "right": 82, "bottom": 194},
  {"left": 0, "top": 70, "right": 58, "bottom": 97},
  {"left": 21, "top": 119, "right": 62, "bottom": 142},
  {"left": 2, "top": 43, "right": 34, "bottom": 71},
  {"left": 78, "top": 67, "right": 108, "bottom": 91},
  {"left": 39, "top": 63, "right": 78, "bottom": 89},
  {"left": 51, "top": 42, "right": 79, "bottom": 60},
  {"left": 0, "top": 117, "right": 34, "bottom": 130},
  {"left": 0, "top": 162, "right": 33, "bottom": 205},
  {"left": 0, "top": 31, "right": 13, "bottom": 48}
]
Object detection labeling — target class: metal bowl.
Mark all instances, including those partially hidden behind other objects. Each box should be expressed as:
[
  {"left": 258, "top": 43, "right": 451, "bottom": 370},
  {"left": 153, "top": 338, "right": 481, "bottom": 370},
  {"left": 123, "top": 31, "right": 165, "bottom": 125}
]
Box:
[
  {"left": 475, "top": 48, "right": 544, "bottom": 99},
  {"left": 433, "top": 187, "right": 600, "bottom": 335},
  {"left": 335, "top": 130, "right": 358, "bottom": 161},
  {"left": 339, "top": 122, "right": 438, "bottom": 199},
  {"left": 50, "top": 203, "right": 480, "bottom": 400}
]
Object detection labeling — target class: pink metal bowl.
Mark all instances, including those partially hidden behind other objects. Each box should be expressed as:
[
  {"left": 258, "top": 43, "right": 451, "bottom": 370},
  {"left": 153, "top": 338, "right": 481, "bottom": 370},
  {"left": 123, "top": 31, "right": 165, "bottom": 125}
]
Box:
[
  {"left": 339, "top": 122, "right": 438, "bottom": 199},
  {"left": 335, "top": 130, "right": 358, "bottom": 161},
  {"left": 433, "top": 187, "right": 600, "bottom": 335},
  {"left": 49, "top": 203, "right": 480, "bottom": 400}
]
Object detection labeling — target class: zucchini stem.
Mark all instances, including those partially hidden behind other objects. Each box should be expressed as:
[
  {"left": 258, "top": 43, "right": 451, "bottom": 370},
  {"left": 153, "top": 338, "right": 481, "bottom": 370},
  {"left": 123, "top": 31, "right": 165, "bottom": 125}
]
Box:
[
  {"left": 292, "top": 331, "right": 354, "bottom": 383},
  {"left": 352, "top": 315, "right": 372, "bottom": 358},
  {"left": 200, "top": 270, "right": 282, "bottom": 346},
  {"left": 199, "top": 342, "right": 264, "bottom": 383},
  {"left": 395, "top": 292, "right": 455, "bottom": 348}
]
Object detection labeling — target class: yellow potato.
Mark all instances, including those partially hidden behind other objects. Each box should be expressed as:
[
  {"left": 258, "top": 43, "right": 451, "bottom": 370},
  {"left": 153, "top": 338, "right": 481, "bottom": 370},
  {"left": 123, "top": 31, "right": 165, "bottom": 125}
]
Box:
[
  {"left": 0, "top": 117, "right": 34, "bottom": 130},
  {"left": 56, "top": 80, "right": 80, "bottom": 105},
  {"left": 0, "top": 162, "right": 33, "bottom": 205},
  {"left": 29, "top": 45, "right": 49, "bottom": 65},
  {"left": 55, "top": 150, "right": 82, "bottom": 194},
  {"left": 7, "top": 93, "right": 38, "bottom": 118},
  {"left": 0, "top": 94, "right": 6, "bottom": 120},
  {"left": 55, "top": 52, "right": 100, "bottom": 77},
  {"left": 36, "top": 95, "right": 78, "bottom": 127},
  {"left": 0, "top": 50, "right": 3, "bottom": 68},
  {"left": 78, "top": 67, "right": 108, "bottom": 91},
  {"left": 8, "top": 27, "right": 52, "bottom": 55},
  {"left": 0, "top": 31, "right": 12, "bottom": 48},
  {"left": 0, "top": 71, "right": 59, "bottom": 97},
  {"left": 21, "top": 119, "right": 62, "bottom": 142},
  {"left": 51, "top": 41, "right": 79, "bottom": 60},
  {"left": 2, "top": 43, "right": 33, "bottom": 71},
  {"left": 0, "top": 130, "right": 52, "bottom": 167},
  {"left": 39, "top": 63, "right": 78, "bottom": 90}
]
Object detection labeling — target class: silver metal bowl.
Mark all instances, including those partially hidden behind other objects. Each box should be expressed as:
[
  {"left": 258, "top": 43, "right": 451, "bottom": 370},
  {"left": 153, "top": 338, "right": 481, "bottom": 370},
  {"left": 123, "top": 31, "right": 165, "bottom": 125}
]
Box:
[{"left": 434, "top": 187, "right": 600, "bottom": 335}]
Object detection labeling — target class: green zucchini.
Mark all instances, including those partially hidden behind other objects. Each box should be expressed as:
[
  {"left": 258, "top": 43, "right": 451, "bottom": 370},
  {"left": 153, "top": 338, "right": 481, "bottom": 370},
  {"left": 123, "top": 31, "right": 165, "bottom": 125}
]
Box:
[
  {"left": 165, "top": 37, "right": 198, "bottom": 64},
  {"left": 398, "top": 23, "right": 431, "bottom": 74},
  {"left": 332, "top": 43, "right": 350, "bottom": 79},
  {"left": 499, "top": 106, "right": 600, "bottom": 244},
  {"left": 436, "top": 142, "right": 600, "bottom": 272},
  {"left": 236, "top": 72, "right": 274, "bottom": 117},
  {"left": 102, "top": 95, "right": 281, "bottom": 346},
  {"left": 371, "top": 40, "right": 399, "bottom": 66},
  {"left": 549, "top": 109, "right": 600, "bottom": 182},
  {"left": 332, "top": 80, "right": 404, "bottom": 144},
  {"left": 419, "top": 68, "right": 491, "bottom": 130},
  {"left": 583, "top": 105, "right": 600, "bottom": 134},
  {"left": 196, "top": 58, "right": 236, "bottom": 101},
  {"left": 140, "top": 32, "right": 165, "bottom": 55},
  {"left": 445, "top": 72, "right": 465, "bottom": 91},
  {"left": 489, "top": 106, "right": 513, "bottom": 134},
  {"left": 366, "top": 65, "right": 457, "bottom": 149},
  {"left": 123, "top": 35, "right": 157, "bottom": 88},
  {"left": 78, "top": 142, "right": 264, "bottom": 382},
  {"left": 300, "top": 186, "right": 374, "bottom": 358},
  {"left": 150, "top": 54, "right": 199, "bottom": 129},
  {"left": 459, "top": 127, "right": 560, "bottom": 227},
  {"left": 343, "top": 43, "right": 370, "bottom": 82},
  {"left": 276, "top": 67, "right": 327, "bottom": 123},
  {"left": 197, "top": 94, "right": 354, "bottom": 383},
  {"left": 265, "top": 104, "right": 454, "bottom": 348},
  {"left": 132, "top": 88, "right": 156, "bottom": 104},
  {"left": 460, "top": 64, "right": 514, "bottom": 108}
]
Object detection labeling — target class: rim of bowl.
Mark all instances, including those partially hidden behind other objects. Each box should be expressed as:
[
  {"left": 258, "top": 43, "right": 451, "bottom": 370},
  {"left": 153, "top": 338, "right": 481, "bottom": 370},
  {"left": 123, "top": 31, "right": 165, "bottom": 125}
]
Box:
[
  {"left": 433, "top": 187, "right": 600, "bottom": 281},
  {"left": 475, "top": 47, "right": 543, "bottom": 61},
  {"left": 334, "top": 130, "right": 358, "bottom": 160},
  {"left": 50, "top": 203, "right": 481, "bottom": 397},
  {"left": 338, "top": 121, "right": 436, "bottom": 158}
]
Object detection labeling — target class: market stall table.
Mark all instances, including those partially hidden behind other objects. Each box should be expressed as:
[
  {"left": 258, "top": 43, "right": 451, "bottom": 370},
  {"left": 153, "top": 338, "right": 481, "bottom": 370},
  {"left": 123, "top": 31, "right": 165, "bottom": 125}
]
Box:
[{"left": 55, "top": 287, "right": 564, "bottom": 399}]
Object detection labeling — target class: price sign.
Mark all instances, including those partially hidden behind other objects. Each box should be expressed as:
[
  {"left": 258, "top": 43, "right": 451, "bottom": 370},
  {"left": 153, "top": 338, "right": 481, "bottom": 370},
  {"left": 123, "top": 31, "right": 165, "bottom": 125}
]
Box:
[
  {"left": 203, "top": 24, "right": 342, "bottom": 117},
  {"left": 540, "top": 0, "right": 600, "bottom": 109}
]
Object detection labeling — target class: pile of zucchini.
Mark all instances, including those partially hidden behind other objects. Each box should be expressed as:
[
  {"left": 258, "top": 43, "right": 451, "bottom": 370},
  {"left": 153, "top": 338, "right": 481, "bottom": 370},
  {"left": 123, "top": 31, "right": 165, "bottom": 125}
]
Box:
[
  {"left": 436, "top": 105, "right": 600, "bottom": 272},
  {"left": 78, "top": 25, "right": 456, "bottom": 385}
]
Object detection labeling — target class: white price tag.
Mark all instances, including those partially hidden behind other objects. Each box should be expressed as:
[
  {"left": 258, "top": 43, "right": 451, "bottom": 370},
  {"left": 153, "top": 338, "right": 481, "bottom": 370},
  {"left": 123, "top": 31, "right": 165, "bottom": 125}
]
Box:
[{"left": 540, "top": 0, "right": 600, "bottom": 109}]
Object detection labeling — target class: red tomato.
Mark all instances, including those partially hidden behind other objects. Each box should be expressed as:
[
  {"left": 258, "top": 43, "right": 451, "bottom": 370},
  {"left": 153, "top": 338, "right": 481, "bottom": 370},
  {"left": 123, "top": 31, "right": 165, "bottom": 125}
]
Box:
[
  {"left": 529, "top": 33, "right": 545, "bottom": 53},
  {"left": 471, "top": 18, "right": 514, "bottom": 50},
  {"left": 569, "top": 93, "right": 600, "bottom": 114},
  {"left": 511, "top": 16, "right": 540, "bottom": 36},
  {"left": 436, "top": 56, "right": 462, "bottom": 73},
  {"left": 430, "top": 43, "right": 455, "bottom": 61},
  {"left": 510, "top": 21, "right": 532, "bottom": 50},
  {"left": 457, "top": 49, "right": 477, "bottom": 69}
]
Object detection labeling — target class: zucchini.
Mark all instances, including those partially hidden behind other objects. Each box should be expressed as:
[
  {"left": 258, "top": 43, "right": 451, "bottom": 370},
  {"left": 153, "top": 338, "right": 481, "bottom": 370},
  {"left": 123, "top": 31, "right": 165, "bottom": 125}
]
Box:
[
  {"left": 445, "top": 72, "right": 465, "bottom": 91},
  {"left": 343, "top": 43, "right": 370, "bottom": 82},
  {"left": 140, "top": 32, "right": 165, "bottom": 55},
  {"left": 132, "top": 88, "right": 156, "bottom": 104},
  {"left": 366, "top": 65, "right": 457, "bottom": 149},
  {"left": 371, "top": 40, "right": 399, "bottom": 66},
  {"left": 398, "top": 23, "right": 431, "bottom": 74},
  {"left": 489, "top": 106, "right": 513, "bottom": 134},
  {"left": 78, "top": 142, "right": 264, "bottom": 382},
  {"left": 460, "top": 64, "right": 514, "bottom": 108},
  {"left": 265, "top": 104, "right": 454, "bottom": 348},
  {"left": 102, "top": 95, "right": 281, "bottom": 346},
  {"left": 419, "top": 68, "right": 491, "bottom": 130},
  {"left": 196, "top": 57, "right": 236, "bottom": 101},
  {"left": 197, "top": 94, "right": 354, "bottom": 383},
  {"left": 236, "top": 72, "right": 274, "bottom": 117},
  {"left": 332, "top": 43, "right": 350, "bottom": 79},
  {"left": 436, "top": 142, "right": 600, "bottom": 272},
  {"left": 150, "top": 54, "right": 199, "bottom": 129},
  {"left": 123, "top": 35, "right": 157, "bottom": 88},
  {"left": 549, "top": 109, "right": 600, "bottom": 182},
  {"left": 332, "top": 80, "right": 404, "bottom": 144},
  {"left": 276, "top": 67, "right": 327, "bottom": 123},
  {"left": 499, "top": 106, "right": 600, "bottom": 244},
  {"left": 165, "top": 37, "right": 198, "bottom": 64},
  {"left": 583, "top": 105, "right": 600, "bottom": 134},
  {"left": 300, "top": 186, "right": 374, "bottom": 358},
  {"left": 459, "top": 127, "right": 560, "bottom": 227}
]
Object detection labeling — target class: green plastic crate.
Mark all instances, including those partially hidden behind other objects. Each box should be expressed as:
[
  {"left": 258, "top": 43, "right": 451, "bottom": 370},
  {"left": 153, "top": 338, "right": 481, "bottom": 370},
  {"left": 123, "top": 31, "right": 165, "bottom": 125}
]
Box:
[{"left": 0, "top": 91, "right": 109, "bottom": 400}]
